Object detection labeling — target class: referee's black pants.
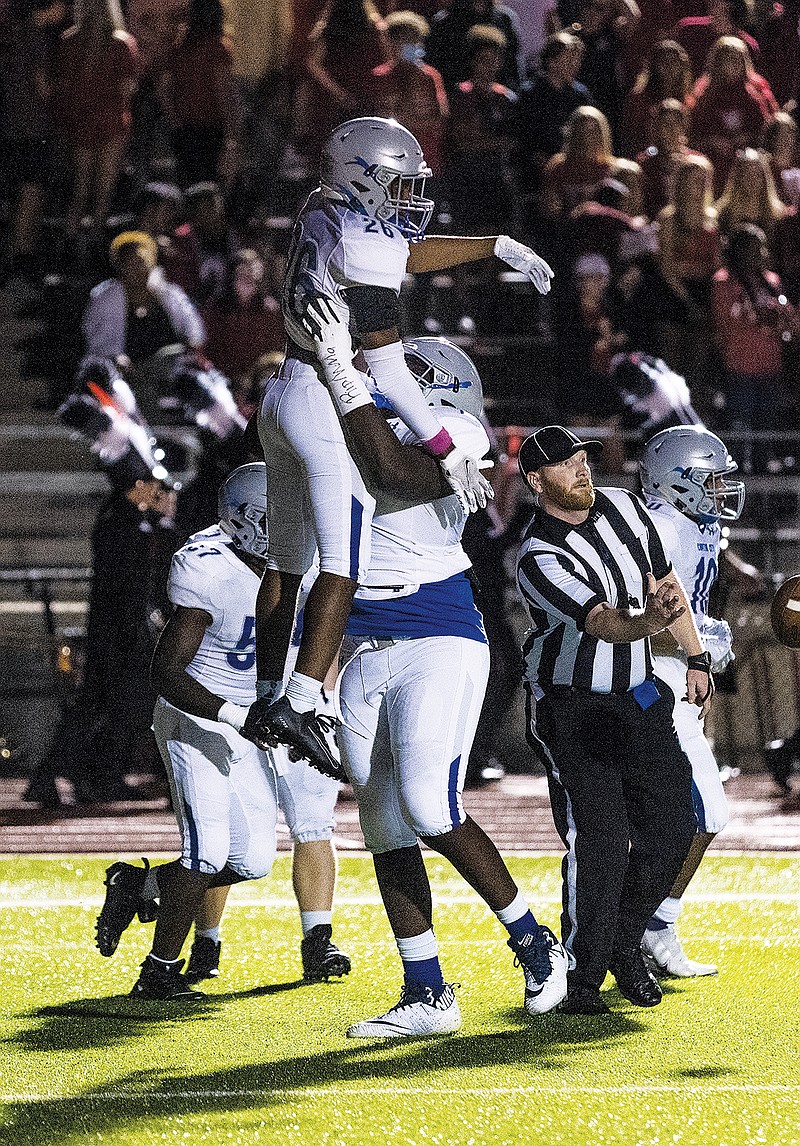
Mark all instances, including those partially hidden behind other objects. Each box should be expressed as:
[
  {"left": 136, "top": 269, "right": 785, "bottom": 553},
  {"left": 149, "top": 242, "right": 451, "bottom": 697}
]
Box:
[{"left": 529, "top": 678, "right": 696, "bottom": 992}]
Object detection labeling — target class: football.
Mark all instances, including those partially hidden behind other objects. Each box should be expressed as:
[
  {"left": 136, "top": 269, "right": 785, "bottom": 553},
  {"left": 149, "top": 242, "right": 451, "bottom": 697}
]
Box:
[{"left": 771, "top": 575, "right": 800, "bottom": 648}]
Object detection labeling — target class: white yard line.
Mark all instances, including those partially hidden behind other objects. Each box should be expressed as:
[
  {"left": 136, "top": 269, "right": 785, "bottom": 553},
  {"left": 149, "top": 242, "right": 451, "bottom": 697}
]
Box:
[{"left": 3, "top": 1084, "right": 800, "bottom": 1103}]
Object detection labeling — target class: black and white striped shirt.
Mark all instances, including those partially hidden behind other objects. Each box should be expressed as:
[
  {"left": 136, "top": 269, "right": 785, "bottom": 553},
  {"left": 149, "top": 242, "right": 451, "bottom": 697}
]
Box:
[{"left": 516, "top": 487, "right": 672, "bottom": 695}]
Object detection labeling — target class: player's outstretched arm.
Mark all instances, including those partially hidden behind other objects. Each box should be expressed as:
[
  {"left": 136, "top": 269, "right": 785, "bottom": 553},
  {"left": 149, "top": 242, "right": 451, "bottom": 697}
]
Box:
[
  {"left": 407, "top": 235, "right": 554, "bottom": 295},
  {"left": 151, "top": 606, "right": 249, "bottom": 731}
]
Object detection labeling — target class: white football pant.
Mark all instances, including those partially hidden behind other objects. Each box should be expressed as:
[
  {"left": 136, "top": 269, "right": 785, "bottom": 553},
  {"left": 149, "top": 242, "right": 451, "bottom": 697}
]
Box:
[
  {"left": 655, "top": 656, "right": 729, "bottom": 833},
  {"left": 153, "top": 698, "right": 278, "bottom": 878},
  {"left": 336, "top": 635, "right": 490, "bottom": 852},
  {"left": 258, "top": 359, "right": 375, "bottom": 579}
]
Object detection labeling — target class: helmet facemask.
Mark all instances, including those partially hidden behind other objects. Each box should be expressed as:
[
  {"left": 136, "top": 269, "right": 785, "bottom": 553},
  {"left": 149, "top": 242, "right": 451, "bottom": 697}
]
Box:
[
  {"left": 691, "top": 469, "right": 745, "bottom": 523},
  {"left": 377, "top": 170, "right": 434, "bottom": 241}
]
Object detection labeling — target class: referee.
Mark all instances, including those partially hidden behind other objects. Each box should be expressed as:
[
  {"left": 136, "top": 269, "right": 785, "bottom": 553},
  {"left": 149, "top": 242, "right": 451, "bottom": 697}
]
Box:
[{"left": 515, "top": 426, "right": 712, "bottom": 1015}]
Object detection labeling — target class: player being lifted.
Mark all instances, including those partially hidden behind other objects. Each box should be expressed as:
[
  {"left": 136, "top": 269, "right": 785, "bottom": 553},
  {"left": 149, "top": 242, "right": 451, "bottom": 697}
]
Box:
[
  {"left": 307, "top": 309, "right": 568, "bottom": 1035},
  {"left": 639, "top": 426, "right": 745, "bottom": 976},
  {"left": 95, "top": 465, "right": 350, "bottom": 998},
  {"left": 242, "top": 117, "right": 553, "bottom": 773}
]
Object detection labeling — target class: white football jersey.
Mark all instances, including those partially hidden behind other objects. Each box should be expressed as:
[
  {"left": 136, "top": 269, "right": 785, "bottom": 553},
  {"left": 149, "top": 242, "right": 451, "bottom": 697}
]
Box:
[
  {"left": 282, "top": 191, "right": 409, "bottom": 353},
  {"left": 645, "top": 497, "right": 721, "bottom": 623},
  {"left": 168, "top": 525, "right": 262, "bottom": 705},
  {"left": 356, "top": 411, "right": 491, "bottom": 595}
]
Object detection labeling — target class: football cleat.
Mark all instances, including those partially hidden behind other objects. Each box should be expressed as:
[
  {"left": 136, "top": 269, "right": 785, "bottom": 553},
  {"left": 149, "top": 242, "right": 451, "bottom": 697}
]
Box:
[
  {"left": 347, "top": 980, "right": 461, "bottom": 1038},
  {"left": 185, "top": 936, "right": 222, "bottom": 983},
  {"left": 130, "top": 955, "right": 206, "bottom": 1001},
  {"left": 301, "top": 924, "right": 352, "bottom": 982},
  {"left": 509, "top": 925, "right": 569, "bottom": 1015},
  {"left": 609, "top": 946, "right": 663, "bottom": 1006},
  {"left": 95, "top": 858, "right": 158, "bottom": 957},
  {"left": 245, "top": 695, "right": 346, "bottom": 782},
  {"left": 641, "top": 924, "right": 718, "bottom": 978}
]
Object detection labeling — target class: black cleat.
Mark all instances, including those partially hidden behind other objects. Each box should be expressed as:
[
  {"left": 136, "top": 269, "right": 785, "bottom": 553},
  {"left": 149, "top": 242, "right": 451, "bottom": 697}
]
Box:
[
  {"left": 130, "top": 955, "right": 206, "bottom": 1001},
  {"left": 609, "top": 946, "right": 663, "bottom": 1007},
  {"left": 301, "top": 924, "right": 352, "bottom": 982},
  {"left": 185, "top": 936, "right": 221, "bottom": 983},
  {"left": 558, "top": 985, "right": 611, "bottom": 1015},
  {"left": 251, "top": 696, "right": 346, "bottom": 782},
  {"left": 95, "top": 859, "right": 158, "bottom": 957}
]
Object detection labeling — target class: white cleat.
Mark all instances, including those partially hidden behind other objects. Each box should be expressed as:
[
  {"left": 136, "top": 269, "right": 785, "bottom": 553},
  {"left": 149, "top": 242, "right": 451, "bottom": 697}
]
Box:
[
  {"left": 521, "top": 926, "right": 569, "bottom": 1015},
  {"left": 346, "top": 981, "right": 461, "bottom": 1039},
  {"left": 641, "top": 924, "right": 718, "bottom": 978}
]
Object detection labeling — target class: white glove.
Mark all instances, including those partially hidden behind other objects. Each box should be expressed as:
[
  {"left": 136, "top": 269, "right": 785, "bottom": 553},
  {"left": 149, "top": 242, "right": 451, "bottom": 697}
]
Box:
[
  {"left": 700, "top": 617, "right": 735, "bottom": 673},
  {"left": 494, "top": 235, "right": 554, "bottom": 295},
  {"left": 302, "top": 295, "right": 373, "bottom": 415},
  {"left": 440, "top": 446, "right": 494, "bottom": 514}
]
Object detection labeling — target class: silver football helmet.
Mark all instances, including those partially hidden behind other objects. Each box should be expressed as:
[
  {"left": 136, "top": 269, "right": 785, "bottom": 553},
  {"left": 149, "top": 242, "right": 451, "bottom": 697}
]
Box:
[
  {"left": 640, "top": 426, "right": 745, "bottom": 522},
  {"left": 320, "top": 117, "right": 434, "bottom": 241},
  {"left": 218, "top": 463, "right": 269, "bottom": 557},
  {"left": 403, "top": 337, "right": 484, "bottom": 419}
]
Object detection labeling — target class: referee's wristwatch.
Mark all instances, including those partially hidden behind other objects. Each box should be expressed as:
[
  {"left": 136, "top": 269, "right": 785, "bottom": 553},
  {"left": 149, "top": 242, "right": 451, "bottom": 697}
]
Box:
[{"left": 686, "top": 651, "right": 712, "bottom": 673}]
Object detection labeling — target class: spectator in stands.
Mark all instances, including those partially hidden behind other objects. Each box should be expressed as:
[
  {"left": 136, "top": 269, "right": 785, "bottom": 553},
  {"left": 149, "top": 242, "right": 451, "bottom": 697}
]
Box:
[
  {"left": 515, "top": 31, "right": 595, "bottom": 205},
  {"left": 572, "top": 0, "right": 641, "bottom": 146},
  {"left": 2, "top": 1, "right": 66, "bottom": 281},
  {"left": 565, "top": 176, "right": 640, "bottom": 275},
  {"left": 294, "top": 0, "right": 390, "bottom": 161},
  {"left": 552, "top": 253, "right": 627, "bottom": 450},
  {"left": 688, "top": 36, "right": 776, "bottom": 190},
  {"left": 445, "top": 24, "right": 519, "bottom": 234},
  {"left": 669, "top": 0, "right": 761, "bottom": 78},
  {"left": 54, "top": 0, "right": 139, "bottom": 244},
  {"left": 637, "top": 99, "right": 698, "bottom": 217},
  {"left": 135, "top": 181, "right": 183, "bottom": 255},
  {"left": 426, "top": 0, "right": 523, "bottom": 93},
  {"left": 761, "top": 112, "right": 800, "bottom": 207},
  {"left": 159, "top": 0, "right": 239, "bottom": 189},
  {"left": 712, "top": 222, "right": 799, "bottom": 470},
  {"left": 202, "top": 248, "right": 284, "bottom": 406},
  {"left": 655, "top": 153, "right": 721, "bottom": 375},
  {"left": 126, "top": 0, "right": 184, "bottom": 184},
  {"left": 82, "top": 231, "right": 206, "bottom": 375},
  {"left": 540, "top": 105, "right": 617, "bottom": 220},
  {"left": 751, "top": 0, "right": 800, "bottom": 108},
  {"left": 369, "top": 10, "right": 448, "bottom": 180},
  {"left": 162, "top": 181, "right": 239, "bottom": 303},
  {"left": 611, "top": 157, "right": 646, "bottom": 220},
  {"left": 621, "top": 39, "right": 693, "bottom": 158},
  {"left": 715, "top": 146, "right": 786, "bottom": 240}
]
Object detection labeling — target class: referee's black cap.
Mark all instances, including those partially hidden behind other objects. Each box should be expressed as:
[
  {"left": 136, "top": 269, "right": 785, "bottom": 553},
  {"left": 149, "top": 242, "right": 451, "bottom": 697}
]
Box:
[{"left": 518, "top": 426, "right": 603, "bottom": 476}]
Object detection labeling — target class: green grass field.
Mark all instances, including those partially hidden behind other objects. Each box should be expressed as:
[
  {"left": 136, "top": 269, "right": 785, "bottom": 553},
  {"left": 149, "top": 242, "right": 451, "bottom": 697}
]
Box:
[{"left": 1, "top": 853, "right": 799, "bottom": 1146}]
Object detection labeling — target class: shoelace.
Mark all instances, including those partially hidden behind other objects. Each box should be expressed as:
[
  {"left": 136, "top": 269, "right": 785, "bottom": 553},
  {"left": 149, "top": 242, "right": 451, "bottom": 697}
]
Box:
[
  {"left": 397, "top": 981, "right": 455, "bottom": 1009},
  {"left": 510, "top": 930, "right": 551, "bottom": 985}
]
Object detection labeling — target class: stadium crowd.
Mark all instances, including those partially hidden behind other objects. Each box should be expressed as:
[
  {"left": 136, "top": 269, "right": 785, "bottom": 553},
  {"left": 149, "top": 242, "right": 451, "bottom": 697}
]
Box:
[{"left": 2, "top": 0, "right": 799, "bottom": 452}]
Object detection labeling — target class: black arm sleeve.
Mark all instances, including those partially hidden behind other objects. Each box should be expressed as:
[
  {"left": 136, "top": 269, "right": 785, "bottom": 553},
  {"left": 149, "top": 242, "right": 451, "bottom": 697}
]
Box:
[{"left": 344, "top": 284, "right": 401, "bottom": 336}]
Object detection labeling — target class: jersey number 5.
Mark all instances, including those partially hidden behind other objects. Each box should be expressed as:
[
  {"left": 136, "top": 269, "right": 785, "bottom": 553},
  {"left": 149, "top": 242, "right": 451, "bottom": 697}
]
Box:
[{"left": 226, "top": 616, "right": 256, "bottom": 671}]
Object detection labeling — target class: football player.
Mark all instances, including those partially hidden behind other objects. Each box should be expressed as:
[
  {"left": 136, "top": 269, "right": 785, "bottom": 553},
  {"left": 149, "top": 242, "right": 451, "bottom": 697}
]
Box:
[
  {"left": 306, "top": 306, "right": 568, "bottom": 1037},
  {"left": 639, "top": 426, "right": 745, "bottom": 977},
  {"left": 95, "top": 464, "right": 350, "bottom": 998},
  {"left": 243, "top": 116, "right": 553, "bottom": 779}
]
